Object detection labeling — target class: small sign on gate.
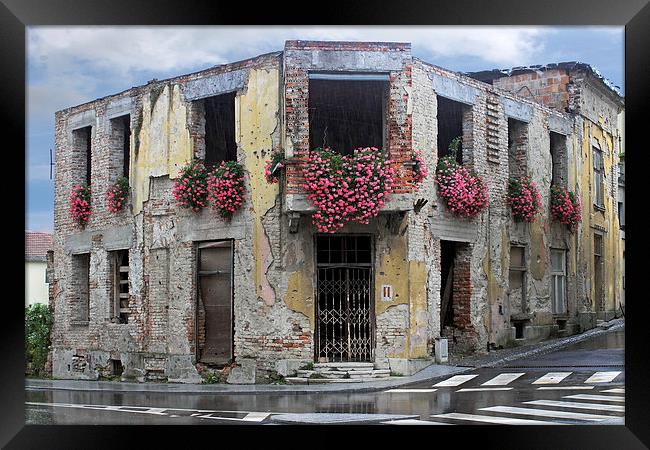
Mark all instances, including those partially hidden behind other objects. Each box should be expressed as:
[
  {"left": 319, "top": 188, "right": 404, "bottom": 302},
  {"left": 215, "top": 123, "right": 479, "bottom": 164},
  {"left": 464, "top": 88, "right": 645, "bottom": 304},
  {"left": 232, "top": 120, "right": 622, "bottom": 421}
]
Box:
[{"left": 381, "top": 285, "right": 393, "bottom": 302}]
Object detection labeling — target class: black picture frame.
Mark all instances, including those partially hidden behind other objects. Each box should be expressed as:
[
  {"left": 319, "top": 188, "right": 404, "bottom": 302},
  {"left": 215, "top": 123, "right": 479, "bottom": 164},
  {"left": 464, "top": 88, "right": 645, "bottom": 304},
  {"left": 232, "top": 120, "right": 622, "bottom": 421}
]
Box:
[{"left": 4, "top": 0, "right": 648, "bottom": 447}]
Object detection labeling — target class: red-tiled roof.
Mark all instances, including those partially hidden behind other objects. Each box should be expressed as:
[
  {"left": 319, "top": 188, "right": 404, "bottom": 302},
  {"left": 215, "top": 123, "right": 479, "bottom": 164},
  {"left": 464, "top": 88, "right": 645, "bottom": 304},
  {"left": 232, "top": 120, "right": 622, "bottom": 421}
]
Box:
[{"left": 25, "top": 231, "right": 53, "bottom": 261}]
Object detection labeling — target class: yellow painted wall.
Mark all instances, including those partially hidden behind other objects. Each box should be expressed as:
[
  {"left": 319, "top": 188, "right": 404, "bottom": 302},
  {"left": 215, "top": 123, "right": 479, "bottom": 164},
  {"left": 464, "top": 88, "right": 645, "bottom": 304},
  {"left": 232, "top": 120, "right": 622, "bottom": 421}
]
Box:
[{"left": 577, "top": 119, "right": 622, "bottom": 312}]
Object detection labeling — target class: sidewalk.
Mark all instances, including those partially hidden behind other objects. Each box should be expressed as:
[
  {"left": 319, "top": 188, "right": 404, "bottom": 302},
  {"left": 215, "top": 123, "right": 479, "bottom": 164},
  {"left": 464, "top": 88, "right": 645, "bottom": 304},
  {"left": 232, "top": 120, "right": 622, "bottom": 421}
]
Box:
[{"left": 26, "top": 318, "right": 623, "bottom": 395}]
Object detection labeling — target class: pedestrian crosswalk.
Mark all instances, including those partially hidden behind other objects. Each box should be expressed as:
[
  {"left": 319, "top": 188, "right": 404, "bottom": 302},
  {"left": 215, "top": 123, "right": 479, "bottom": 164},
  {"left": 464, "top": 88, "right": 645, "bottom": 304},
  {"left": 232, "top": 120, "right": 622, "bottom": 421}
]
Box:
[
  {"left": 383, "top": 370, "right": 623, "bottom": 394},
  {"left": 381, "top": 389, "right": 625, "bottom": 425}
]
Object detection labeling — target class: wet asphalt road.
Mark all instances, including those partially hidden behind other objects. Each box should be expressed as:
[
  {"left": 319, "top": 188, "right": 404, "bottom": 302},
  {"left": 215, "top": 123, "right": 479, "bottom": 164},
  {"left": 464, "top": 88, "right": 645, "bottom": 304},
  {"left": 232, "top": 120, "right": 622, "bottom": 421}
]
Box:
[{"left": 25, "top": 329, "right": 624, "bottom": 425}]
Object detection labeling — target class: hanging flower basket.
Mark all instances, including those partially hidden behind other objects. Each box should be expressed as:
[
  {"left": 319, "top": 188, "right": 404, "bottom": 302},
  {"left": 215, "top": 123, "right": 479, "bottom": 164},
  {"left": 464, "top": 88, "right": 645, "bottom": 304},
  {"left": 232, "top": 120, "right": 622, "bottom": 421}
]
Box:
[
  {"left": 264, "top": 148, "right": 285, "bottom": 184},
  {"left": 507, "top": 176, "right": 541, "bottom": 222},
  {"left": 303, "top": 147, "right": 396, "bottom": 233},
  {"left": 411, "top": 150, "right": 429, "bottom": 189},
  {"left": 435, "top": 156, "right": 489, "bottom": 220},
  {"left": 69, "top": 184, "right": 92, "bottom": 226},
  {"left": 550, "top": 185, "right": 581, "bottom": 232},
  {"left": 106, "top": 176, "right": 130, "bottom": 213},
  {"left": 172, "top": 160, "right": 208, "bottom": 212},
  {"left": 207, "top": 161, "right": 246, "bottom": 219}
]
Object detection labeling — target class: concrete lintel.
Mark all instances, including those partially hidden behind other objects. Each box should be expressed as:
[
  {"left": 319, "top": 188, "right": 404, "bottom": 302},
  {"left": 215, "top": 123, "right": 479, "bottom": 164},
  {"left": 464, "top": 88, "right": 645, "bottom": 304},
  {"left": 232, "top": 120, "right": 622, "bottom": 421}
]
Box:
[
  {"left": 65, "top": 231, "right": 92, "bottom": 254},
  {"left": 548, "top": 115, "right": 572, "bottom": 135},
  {"left": 182, "top": 69, "right": 248, "bottom": 101},
  {"left": 103, "top": 225, "right": 133, "bottom": 251},
  {"left": 285, "top": 193, "right": 413, "bottom": 213},
  {"left": 105, "top": 97, "right": 134, "bottom": 120},
  {"left": 288, "top": 49, "right": 407, "bottom": 72},
  {"left": 429, "top": 213, "right": 479, "bottom": 243},
  {"left": 502, "top": 97, "right": 533, "bottom": 123},
  {"left": 176, "top": 216, "right": 247, "bottom": 242},
  {"left": 67, "top": 109, "right": 96, "bottom": 130},
  {"left": 430, "top": 73, "right": 479, "bottom": 106}
]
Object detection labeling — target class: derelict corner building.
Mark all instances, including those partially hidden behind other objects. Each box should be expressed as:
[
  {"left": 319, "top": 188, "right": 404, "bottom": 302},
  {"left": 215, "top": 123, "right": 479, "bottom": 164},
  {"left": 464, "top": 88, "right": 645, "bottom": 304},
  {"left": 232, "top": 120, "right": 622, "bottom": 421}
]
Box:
[{"left": 50, "top": 40, "right": 624, "bottom": 383}]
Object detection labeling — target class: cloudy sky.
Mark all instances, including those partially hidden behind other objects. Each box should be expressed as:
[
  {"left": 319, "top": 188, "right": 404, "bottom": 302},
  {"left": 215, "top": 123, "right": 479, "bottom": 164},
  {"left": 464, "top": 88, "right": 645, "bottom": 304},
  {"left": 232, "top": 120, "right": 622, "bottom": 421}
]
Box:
[{"left": 26, "top": 26, "right": 624, "bottom": 232}]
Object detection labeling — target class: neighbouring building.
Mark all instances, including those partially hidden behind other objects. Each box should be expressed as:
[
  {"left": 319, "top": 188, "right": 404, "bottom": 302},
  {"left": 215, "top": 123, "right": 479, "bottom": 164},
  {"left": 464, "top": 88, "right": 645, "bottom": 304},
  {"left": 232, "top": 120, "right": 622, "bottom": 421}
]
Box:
[
  {"left": 25, "top": 231, "right": 53, "bottom": 306},
  {"left": 25, "top": 231, "right": 52, "bottom": 306},
  {"left": 50, "top": 41, "right": 624, "bottom": 383}
]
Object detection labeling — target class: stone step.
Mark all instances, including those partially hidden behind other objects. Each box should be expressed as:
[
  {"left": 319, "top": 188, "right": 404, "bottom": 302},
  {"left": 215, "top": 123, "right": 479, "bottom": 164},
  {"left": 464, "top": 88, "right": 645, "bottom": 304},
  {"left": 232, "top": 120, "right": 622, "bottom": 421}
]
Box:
[
  {"left": 314, "top": 362, "right": 374, "bottom": 369},
  {"left": 320, "top": 371, "right": 349, "bottom": 379},
  {"left": 296, "top": 370, "right": 315, "bottom": 377}
]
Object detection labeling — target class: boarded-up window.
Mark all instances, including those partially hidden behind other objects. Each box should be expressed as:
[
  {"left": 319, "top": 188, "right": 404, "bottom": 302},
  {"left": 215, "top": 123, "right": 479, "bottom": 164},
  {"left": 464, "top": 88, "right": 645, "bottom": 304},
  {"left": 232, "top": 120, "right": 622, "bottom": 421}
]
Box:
[
  {"left": 508, "top": 119, "right": 528, "bottom": 178},
  {"left": 550, "top": 132, "right": 567, "bottom": 188},
  {"left": 71, "top": 253, "right": 90, "bottom": 324},
  {"left": 110, "top": 250, "right": 130, "bottom": 323},
  {"left": 508, "top": 245, "right": 527, "bottom": 314},
  {"left": 593, "top": 146, "right": 604, "bottom": 208},
  {"left": 594, "top": 233, "right": 604, "bottom": 311},
  {"left": 309, "top": 74, "right": 388, "bottom": 156},
  {"left": 110, "top": 115, "right": 131, "bottom": 179},
  {"left": 203, "top": 93, "right": 237, "bottom": 169},
  {"left": 550, "top": 249, "right": 567, "bottom": 314}
]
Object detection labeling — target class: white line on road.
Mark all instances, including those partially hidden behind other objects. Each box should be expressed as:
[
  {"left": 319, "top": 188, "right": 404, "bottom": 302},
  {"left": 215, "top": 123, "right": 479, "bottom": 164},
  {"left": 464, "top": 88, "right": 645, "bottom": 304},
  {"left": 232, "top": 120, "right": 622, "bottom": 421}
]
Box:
[
  {"left": 481, "top": 373, "right": 525, "bottom": 386},
  {"left": 241, "top": 412, "right": 272, "bottom": 422},
  {"left": 433, "top": 374, "right": 479, "bottom": 387},
  {"left": 584, "top": 371, "right": 622, "bottom": 383},
  {"left": 532, "top": 372, "right": 572, "bottom": 384},
  {"left": 524, "top": 400, "right": 624, "bottom": 413},
  {"left": 601, "top": 388, "right": 625, "bottom": 393},
  {"left": 536, "top": 386, "right": 595, "bottom": 390},
  {"left": 381, "top": 419, "right": 450, "bottom": 425},
  {"left": 431, "top": 412, "right": 559, "bottom": 425},
  {"left": 384, "top": 389, "right": 438, "bottom": 393},
  {"left": 563, "top": 394, "right": 625, "bottom": 403},
  {"left": 479, "top": 405, "right": 614, "bottom": 421},
  {"left": 456, "top": 387, "right": 513, "bottom": 392}
]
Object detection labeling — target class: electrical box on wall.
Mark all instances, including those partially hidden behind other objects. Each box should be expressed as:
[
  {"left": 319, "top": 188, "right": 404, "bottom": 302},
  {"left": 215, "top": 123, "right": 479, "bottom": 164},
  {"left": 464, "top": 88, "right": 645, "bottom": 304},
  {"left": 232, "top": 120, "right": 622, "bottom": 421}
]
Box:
[{"left": 381, "top": 285, "right": 393, "bottom": 302}]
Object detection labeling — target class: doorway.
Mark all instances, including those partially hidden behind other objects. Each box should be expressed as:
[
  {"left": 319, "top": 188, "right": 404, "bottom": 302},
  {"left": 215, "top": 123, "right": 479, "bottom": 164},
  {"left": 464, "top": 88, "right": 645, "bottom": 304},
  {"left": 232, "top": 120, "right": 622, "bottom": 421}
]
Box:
[
  {"left": 315, "top": 235, "right": 374, "bottom": 362},
  {"left": 197, "top": 240, "right": 234, "bottom": 365}
]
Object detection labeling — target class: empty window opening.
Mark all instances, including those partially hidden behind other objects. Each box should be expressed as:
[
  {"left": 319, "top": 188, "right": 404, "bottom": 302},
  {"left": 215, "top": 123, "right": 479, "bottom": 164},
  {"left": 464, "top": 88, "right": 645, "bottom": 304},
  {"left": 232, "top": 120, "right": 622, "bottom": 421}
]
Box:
[
  {"left": 71, "top": 253, "right": 90, "bottom": 324},
  {"left": 514, "top": 321, "right": 525, "bottom": 339},
  {"left": 508, "top": 245, "right": 527, "bottom": 315},
  {"left": 111, "top": 359, "right": 123, "bottom": 377},
  {"left": 440, "top": 240, "right": 456, "bottom": 330},
  {"left": 550, "top": 248, "right": 567, "bottom": 314},
  {"left": 309, "top": 78, "right": 388, "bottom": 155},
  {"left": 316, "top": 235, "right": 373, "bottom": 362},
  {"left": 557, "top": 319, "right": 567, "bottom": 331},
  {"left": 508, "top": 119, "right": 528, "bottom": 178},
  {"left": 437, "top": 97, "right": 471, "bottom": 164},
  {"left": 110, "top": 115, "right": 131, "bottom": 180},
  {"left": 203, "top": 93, "right": 237, "bottom": 169},
  {"left": 550, "top": 132, "right": 567, "bottom": 187},
  {"left": 73, "top": 126, "right": 92, "bottom": 185},
  {"left": 593, "top": 146, "right": 604, "bottom": 208},
  {"left": 110, "top": 250, "right": 130, "bottom": 324},
  {"left": 594, "top": 234, "right": 604, "bottom": 311}
]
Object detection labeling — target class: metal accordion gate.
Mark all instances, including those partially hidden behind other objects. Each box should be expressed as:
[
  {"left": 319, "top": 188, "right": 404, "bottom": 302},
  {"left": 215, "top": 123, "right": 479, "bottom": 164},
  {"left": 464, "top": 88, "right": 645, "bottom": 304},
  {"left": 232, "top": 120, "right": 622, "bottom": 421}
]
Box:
[{"left": 315, "top": 235, "right": 374, "bottom": 362}]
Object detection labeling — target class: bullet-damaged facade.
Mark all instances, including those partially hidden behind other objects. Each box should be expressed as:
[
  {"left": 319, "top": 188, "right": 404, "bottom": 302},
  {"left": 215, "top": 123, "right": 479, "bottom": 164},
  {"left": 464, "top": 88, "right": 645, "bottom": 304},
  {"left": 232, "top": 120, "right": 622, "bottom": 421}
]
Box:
[{"left": 50, "top": 42, "right": 624, "bottom": 383}]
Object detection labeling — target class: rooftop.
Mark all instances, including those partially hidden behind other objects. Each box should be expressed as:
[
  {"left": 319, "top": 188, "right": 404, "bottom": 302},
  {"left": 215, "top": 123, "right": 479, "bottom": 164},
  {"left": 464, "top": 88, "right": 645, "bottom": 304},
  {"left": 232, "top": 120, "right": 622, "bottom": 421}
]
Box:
[{"left": 26, "top": 231, "right": 53, "bottom": 262}]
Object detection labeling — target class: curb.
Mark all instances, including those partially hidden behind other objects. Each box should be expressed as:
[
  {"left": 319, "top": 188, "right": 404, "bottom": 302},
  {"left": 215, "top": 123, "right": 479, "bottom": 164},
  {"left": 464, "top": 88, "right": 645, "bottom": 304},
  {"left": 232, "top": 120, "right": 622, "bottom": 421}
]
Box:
[{"left": 26, "top": 319, "right": 623, "bottom": 395}]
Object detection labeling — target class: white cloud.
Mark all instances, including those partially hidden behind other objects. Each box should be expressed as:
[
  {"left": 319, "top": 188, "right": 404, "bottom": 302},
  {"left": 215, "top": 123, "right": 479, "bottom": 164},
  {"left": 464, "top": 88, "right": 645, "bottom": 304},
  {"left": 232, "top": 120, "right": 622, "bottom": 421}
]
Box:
[{"left": 28, "top": 26, "right": 550, "bottom": 78}]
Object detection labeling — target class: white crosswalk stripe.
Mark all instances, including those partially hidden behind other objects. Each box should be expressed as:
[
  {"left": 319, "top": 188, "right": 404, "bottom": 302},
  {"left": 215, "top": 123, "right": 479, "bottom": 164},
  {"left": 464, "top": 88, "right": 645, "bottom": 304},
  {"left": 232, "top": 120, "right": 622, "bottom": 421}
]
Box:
[
  {"left": 532, "top": 372, "right": 572, "bottom": 384},
  {"left": 457, "top": 387, "right": 513, "bottom": 392},
  {"left": 431, "top": 412, "right": 558, "bottom": 425},
  {"left": 602, "top": 388, "right": 624, "bottom": 393},
  {"left": 536, "top": 386, "right": 594, "bottom": 390},
  {"left": 479, "top": 405, "right": 615, "bottom": 422},
  {"left": 524, "top": 399, "right": 624, "bottom": 413},
  {"left": 384, "top": 389, "right": 437, "bottom": 393},
  {"left": 381, "top": 418, "right": 449, "bottom": 425},
  {"left": 584, "top": 371, "right": 621, "bottom": 383},
  {"left": 481, "top": 373, "right": 525, "bottom": 386},
  {"left": 433, "top": 374, "right": 478, "bottom": 387},
  {"left": 563, "top": 394, "right": 625, "bottom": 403}
]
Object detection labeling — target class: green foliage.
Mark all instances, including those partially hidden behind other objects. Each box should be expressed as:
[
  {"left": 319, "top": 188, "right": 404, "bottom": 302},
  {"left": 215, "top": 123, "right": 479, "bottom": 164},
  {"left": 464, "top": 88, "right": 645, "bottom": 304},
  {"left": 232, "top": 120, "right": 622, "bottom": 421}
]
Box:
[
  {"left": 448, "top": 136, "right": 462, "bottom": 158},
  {"left": 25, "top": 304, "right": 52, "bottom": 376}
]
